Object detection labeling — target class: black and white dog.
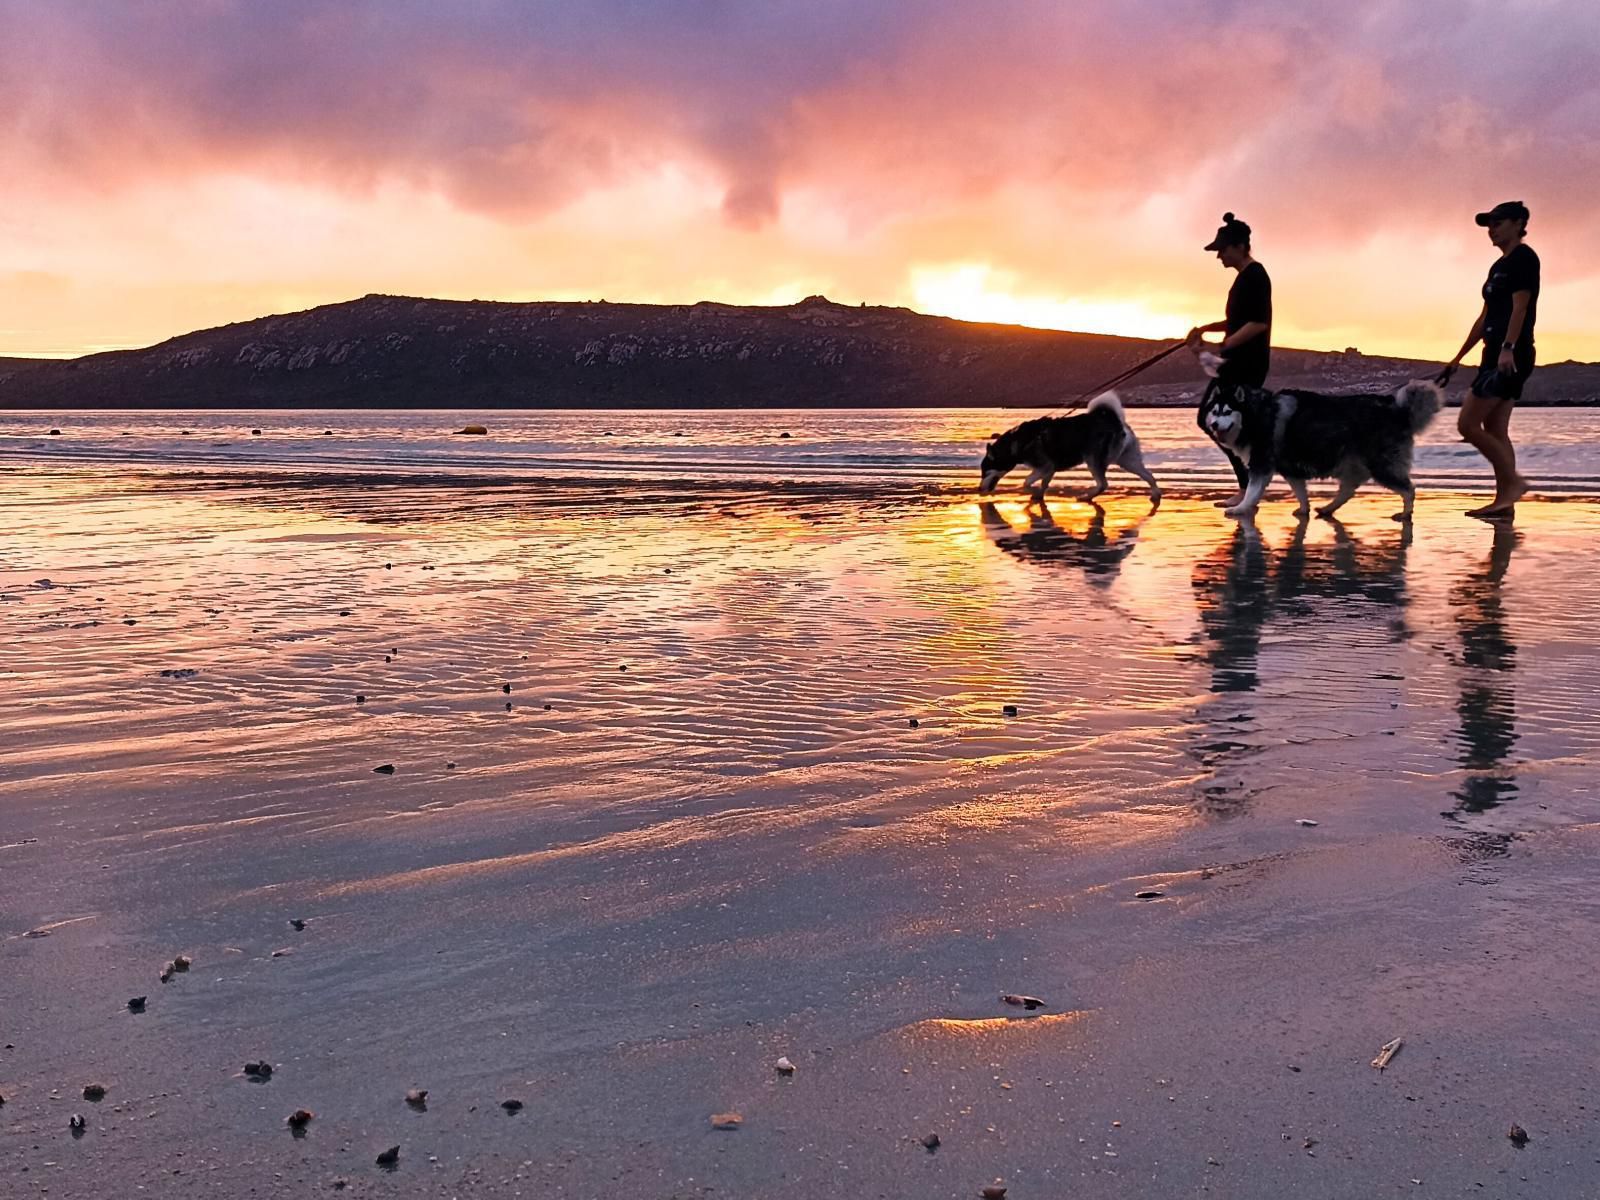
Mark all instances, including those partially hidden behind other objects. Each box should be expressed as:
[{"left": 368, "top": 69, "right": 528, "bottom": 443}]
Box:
[
  {"left": 1198, "top": 370, "right": 1443, "bottom": 522},
  {"left": 978, "top": 392, "right": 1160, "bottom": 503}
]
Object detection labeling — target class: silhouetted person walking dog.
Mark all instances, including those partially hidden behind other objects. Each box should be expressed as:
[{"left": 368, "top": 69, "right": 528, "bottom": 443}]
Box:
[{"left": 1188, "top": 213, "right": 1272, "bottom": 508}]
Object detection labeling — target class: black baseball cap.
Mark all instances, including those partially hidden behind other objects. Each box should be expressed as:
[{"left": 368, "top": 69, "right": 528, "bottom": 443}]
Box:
[
  {"left": 1475, "top": 200, "right": 1529, "bottom": 227},
  {"left": 1204, "top": 212, "right": 1251, "bottom": 251}
]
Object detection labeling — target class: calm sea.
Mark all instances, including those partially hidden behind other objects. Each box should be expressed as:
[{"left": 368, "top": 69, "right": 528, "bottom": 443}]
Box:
[{"left": 3, "top": 407, "right": 1600, "bottom": 493}]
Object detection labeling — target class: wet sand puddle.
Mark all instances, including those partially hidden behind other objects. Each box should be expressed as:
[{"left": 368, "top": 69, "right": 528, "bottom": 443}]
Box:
[{"left": 3, "top": 464, "right": 1600, "bottom": 1197}]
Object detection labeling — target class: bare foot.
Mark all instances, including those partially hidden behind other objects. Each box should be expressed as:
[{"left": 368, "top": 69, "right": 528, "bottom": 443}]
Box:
[{"left": 1476, "top": 477, "right": 1531, "bottom": 516}]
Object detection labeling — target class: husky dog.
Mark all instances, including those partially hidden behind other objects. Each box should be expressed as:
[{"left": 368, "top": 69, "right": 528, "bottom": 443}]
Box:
[
  {"left": 1199, "top": 380, "right": 1443, "bottom": 521},
  {"left": 978, "top": 392, "right": 1161, "bottom": 503}
]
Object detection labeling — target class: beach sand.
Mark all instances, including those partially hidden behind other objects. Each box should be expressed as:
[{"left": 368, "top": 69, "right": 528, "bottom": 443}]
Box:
[{"left": 4, "top": 468, "right": 1600, "bottom": 1198}]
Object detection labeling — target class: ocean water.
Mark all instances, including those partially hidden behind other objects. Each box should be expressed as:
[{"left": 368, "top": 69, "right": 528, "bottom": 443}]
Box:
[{"left": 4, "top": 406, "right": 1600, "bottom": 493}]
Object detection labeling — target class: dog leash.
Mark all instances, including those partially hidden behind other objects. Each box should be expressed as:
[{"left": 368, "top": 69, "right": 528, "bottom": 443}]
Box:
[{"left": 1061, "top": 340, "right": 1188, "bottom": 410}]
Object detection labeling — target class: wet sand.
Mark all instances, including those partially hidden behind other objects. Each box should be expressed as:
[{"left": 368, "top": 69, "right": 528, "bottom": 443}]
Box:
[{"left": 4, "top": 468, "right": 1600, "bottom": 1198}]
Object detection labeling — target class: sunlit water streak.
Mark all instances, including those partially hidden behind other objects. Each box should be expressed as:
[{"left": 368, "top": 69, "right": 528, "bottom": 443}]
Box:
[{"left": 5, "top": 406, "right": 1600, "bottom": 492}]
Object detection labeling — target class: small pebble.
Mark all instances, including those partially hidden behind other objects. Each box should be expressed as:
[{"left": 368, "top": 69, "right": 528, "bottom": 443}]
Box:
[
  {"left": 710, "top": 1112, "right": 742, "bottom": 1130},
  {"left": 1296, "top": 818, "right": 1320, "bottom": 827},
  {"left": 355, "top": 694, "right": 365, "bottom": 703},
  {"left": 289, "top": 919, "right": 307, "bottom": 931},
  {"left": 375, "top": 1145, "right": 400, "bottom": 1167},
  {"left": 446, "top": 762, "right": 457, "bottom": 770},
  {"left": 82, "top": 1084, "right": 107, "bottom": 1102},
  {"left": 406, "top": 1088, "right": 428, "bottom": 1108},
  {"left": 286, "top": 1109, "right": 314, "bottom": 1130},
  {"left": 373, "top": 764, "right": 396, "bottom": 775},
  {"left": 1509, "top": 1124, "right": 1529, "bottom": 1148},
  {"left": 127, "top": 996, "right": 147, "bottom": 1013},
  {"left": 774, "top": 1056, "right": 796, "bottom": 1074},
  {"left": 1002, "top": 704, "right": 1018, "bottom": 717},
  {"left": 173, "top": 955, "right": 192, "bottom": 971},
  {"left": 921, "top": 1132, "right": 941, "bottom": 1151},
  {"left": 908, "top": 718, "right": 919, "bottom": 728},
  {"left": 502, "top": 683, "right": 512, "bottom": 694},
  {"left": 1001, "top": 994, "right": 1046, "bottom": 1010},
  {"left": 243, "top": 1061, "right": 273, "bottom": 1079},
  {"left": 981, "top": 1186, "right": 1007, "bottom": 1200},
  {"left": 1135, "top": 890, "right": 1164, "bottom": 900},
  {"left": 501, "top": 1099, "right": 523, "bottom": 1114}
]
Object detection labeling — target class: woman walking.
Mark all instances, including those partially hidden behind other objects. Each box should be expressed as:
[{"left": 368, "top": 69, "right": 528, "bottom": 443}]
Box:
[{"left": 1437, "top": 200, "right": 1539, "bottom": 517}]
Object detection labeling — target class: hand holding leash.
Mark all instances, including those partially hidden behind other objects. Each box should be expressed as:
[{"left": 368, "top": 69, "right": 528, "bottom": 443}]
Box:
[{"left": 1432, "top": 363, "right": 1457, "bottom": 388}]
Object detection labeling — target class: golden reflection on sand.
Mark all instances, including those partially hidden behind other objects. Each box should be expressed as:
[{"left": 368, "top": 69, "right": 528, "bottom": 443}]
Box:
[{"left": 896, "top": 1011, "right": 1088, "bottom": 1043}]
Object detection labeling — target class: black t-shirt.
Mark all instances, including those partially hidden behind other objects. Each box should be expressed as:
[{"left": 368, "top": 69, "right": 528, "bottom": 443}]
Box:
[
  {"left": 1221, "top": 260, "right": 1272, "bottom": 386},
  {"left": 1482, "top": 243, "right": 1538, "bottom": 348}
]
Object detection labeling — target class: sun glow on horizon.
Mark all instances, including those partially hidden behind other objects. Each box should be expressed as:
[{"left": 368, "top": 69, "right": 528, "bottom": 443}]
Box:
[{"left": 909, "top": 263, "right": 1195, "bottom": 343}]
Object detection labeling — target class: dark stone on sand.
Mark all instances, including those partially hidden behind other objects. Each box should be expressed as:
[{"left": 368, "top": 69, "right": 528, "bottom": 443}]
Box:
[
  {"left": 251, "top": 428, "right": 262, "bottom": 435},
  {"left": 908, "top": 718, "right": 919, "bottom": 728},
  {"left": 446, "top": 761, "right": 456, "bottom": 769},
  {"left": 123, "top": 618, "right": 137, "bottom": 625},
  {"left": 543, "top": 703, "right": 552, "bottom": 710},
  {"left": 173, "top": 955, "right": 191, "bottom": 971},
  {"left": 981, "top": 1186, "right": 1007, "bottom": 1200},
  {"left": 1135, "top": 890, "right": 1164, "bottom": 900},
  {"left": 921, "top": 1132, "right": 940, "bottom": 1150},
  {"left": 243, "top": 1061, "right": 273, "bottom": 1080},
  {"left": 127, "top": 996, "right": 147, "bottom": 1012},
  {"left": 1001, "top": 994, "right": 1046, "bottom": 1010},
  {"left": 384, "top": 563, "right": 392, "bottom": 570},
  {"left": 503, "top": 683, "right": 512, "bottom": 693},
  {"left": 375, "top": 1145, "right": 400, "bottom": 1168},
  {"left": 355, "top": 694, "right": 365, "bottom": 703},
  {"left": 779, "top": 431, "right": 792, "bottom": 439},
  {"left": 619, "top": 664, "right": 627, "bottom": 671},
  {"left": 501, "top": 1099, "right": 523, "bottom": 1113},
  {"left": 49, "top": 428, "right": 62, "bottom": 435},
  {"left": 287, "top": 1108, "right": 314, "bottom": 1130},
  {"left": 384, "top": 655, "right": 391, "bottom": 662},
  {"left": 340, "top": 610, "right": 351, "bottom": 616},
  {"left": 1509, "top": 1124, "right": 1530, "bottom": 1147},
  {"left": 1002, "top": 704, "right": 1018, "bottom": 717},
  {"left": 373, "top": 764, "right": 396, "bottom": 774},
  {"left": 82, "top": 1084, "right": 107, "bottom": 1101},
  {"left": 505, "top": 702, "right": 513, "bottom": 710},
  {"left": 323, "top": 430, "right": 333, "bottom": 435},
  {"left": 455, "top": 425, "right": 488, "bottom": 435},
  {"left": 405, "top": 1088, "right": 428, "bottom": 1108},
  {"left": 290, "top": 918, "right": 307, "bottom": 931}
]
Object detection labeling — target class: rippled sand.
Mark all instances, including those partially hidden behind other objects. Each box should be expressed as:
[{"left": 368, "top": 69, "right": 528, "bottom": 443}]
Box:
[{"left": 4, "top": 468, "right": 1600, "bottom": 1197}]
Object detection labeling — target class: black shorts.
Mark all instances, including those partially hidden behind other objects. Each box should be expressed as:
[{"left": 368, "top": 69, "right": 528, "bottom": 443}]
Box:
[{"left": 1471, "top": 345, "right": 1535, "bottom": 402}]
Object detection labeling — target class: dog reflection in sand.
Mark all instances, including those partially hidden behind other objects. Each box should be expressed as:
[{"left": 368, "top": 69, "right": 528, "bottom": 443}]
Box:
[
  {"left": 978, "top": 392, "right": 1161, "bottom": 504},
  {"left": 978, "top": 498, "right": 1156, "bottom": 584}
]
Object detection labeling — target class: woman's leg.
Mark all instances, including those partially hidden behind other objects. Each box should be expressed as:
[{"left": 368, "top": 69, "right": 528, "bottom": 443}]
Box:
[
  {"left": 1457, "top": 392, "right": 1525, "bottom": 513},
  {"left": 1477, "top": 400, "right": 1529, "bottom": 513}
]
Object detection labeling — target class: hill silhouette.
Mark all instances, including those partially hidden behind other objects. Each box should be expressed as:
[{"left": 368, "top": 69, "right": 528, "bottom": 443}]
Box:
[{"left": 1, "top": 294, "right": 1595, "bottom": 408}]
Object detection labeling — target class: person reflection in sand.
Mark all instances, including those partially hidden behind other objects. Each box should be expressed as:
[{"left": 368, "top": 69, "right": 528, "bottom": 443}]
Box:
[
  {"left": 1189, "top": 515, "right": 1411, "bottom": 816},
  {"left": 977, "top": 498, "right": 1152, "bottom": 584},
  {"left": 1449, "top": 520, "right": 1520, "bottom": 814}
]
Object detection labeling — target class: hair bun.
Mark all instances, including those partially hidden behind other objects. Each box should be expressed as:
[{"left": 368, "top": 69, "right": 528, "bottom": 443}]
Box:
[{"left": 1222, "top": 212, "right": 1235, "bottom": 223}]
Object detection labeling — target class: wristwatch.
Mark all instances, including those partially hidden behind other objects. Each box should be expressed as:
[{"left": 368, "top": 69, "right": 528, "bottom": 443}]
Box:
[{"left": 1501, "top": 341, "right": 1516, "bottom": 350}]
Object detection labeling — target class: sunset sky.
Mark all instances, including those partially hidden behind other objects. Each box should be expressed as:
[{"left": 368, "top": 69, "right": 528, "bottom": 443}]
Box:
[{"left": 2, "top": 1, "right": 1596, "bottom": 362}]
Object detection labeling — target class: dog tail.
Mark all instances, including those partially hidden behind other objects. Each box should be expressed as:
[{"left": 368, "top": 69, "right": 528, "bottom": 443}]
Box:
[
  {"left": 1086, "top": 390, "right": 1126, "bottom": 421},
  {"left": 1395, "top": 380, "right": 1444, "bottom": 433}
]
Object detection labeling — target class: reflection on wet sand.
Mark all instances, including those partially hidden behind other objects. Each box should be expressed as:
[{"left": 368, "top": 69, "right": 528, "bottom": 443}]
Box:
[
  {"left": 977, "top": 498, "right": 1155, "bottom": 584},
  {"left": 1189, "top": 516, "right": 1411, "bottom": 815},
  {"left": 1450, "top": 521, "right": 1521, "bottom": 814}
]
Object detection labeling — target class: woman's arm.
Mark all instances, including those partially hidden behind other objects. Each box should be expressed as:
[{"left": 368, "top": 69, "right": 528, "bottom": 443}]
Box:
[
  {"left": 1186, "top": 320, "right": 1229, "bottom": 343},
  {"left": 1436, "top": 304, "right": 1487, "bottom": 384},
  {"left": 1220, "top": 321, "right": 1268, "bottom": 353},
  {"left": 1499, "top": 291, "right": 1532, "bottom": 372}
]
